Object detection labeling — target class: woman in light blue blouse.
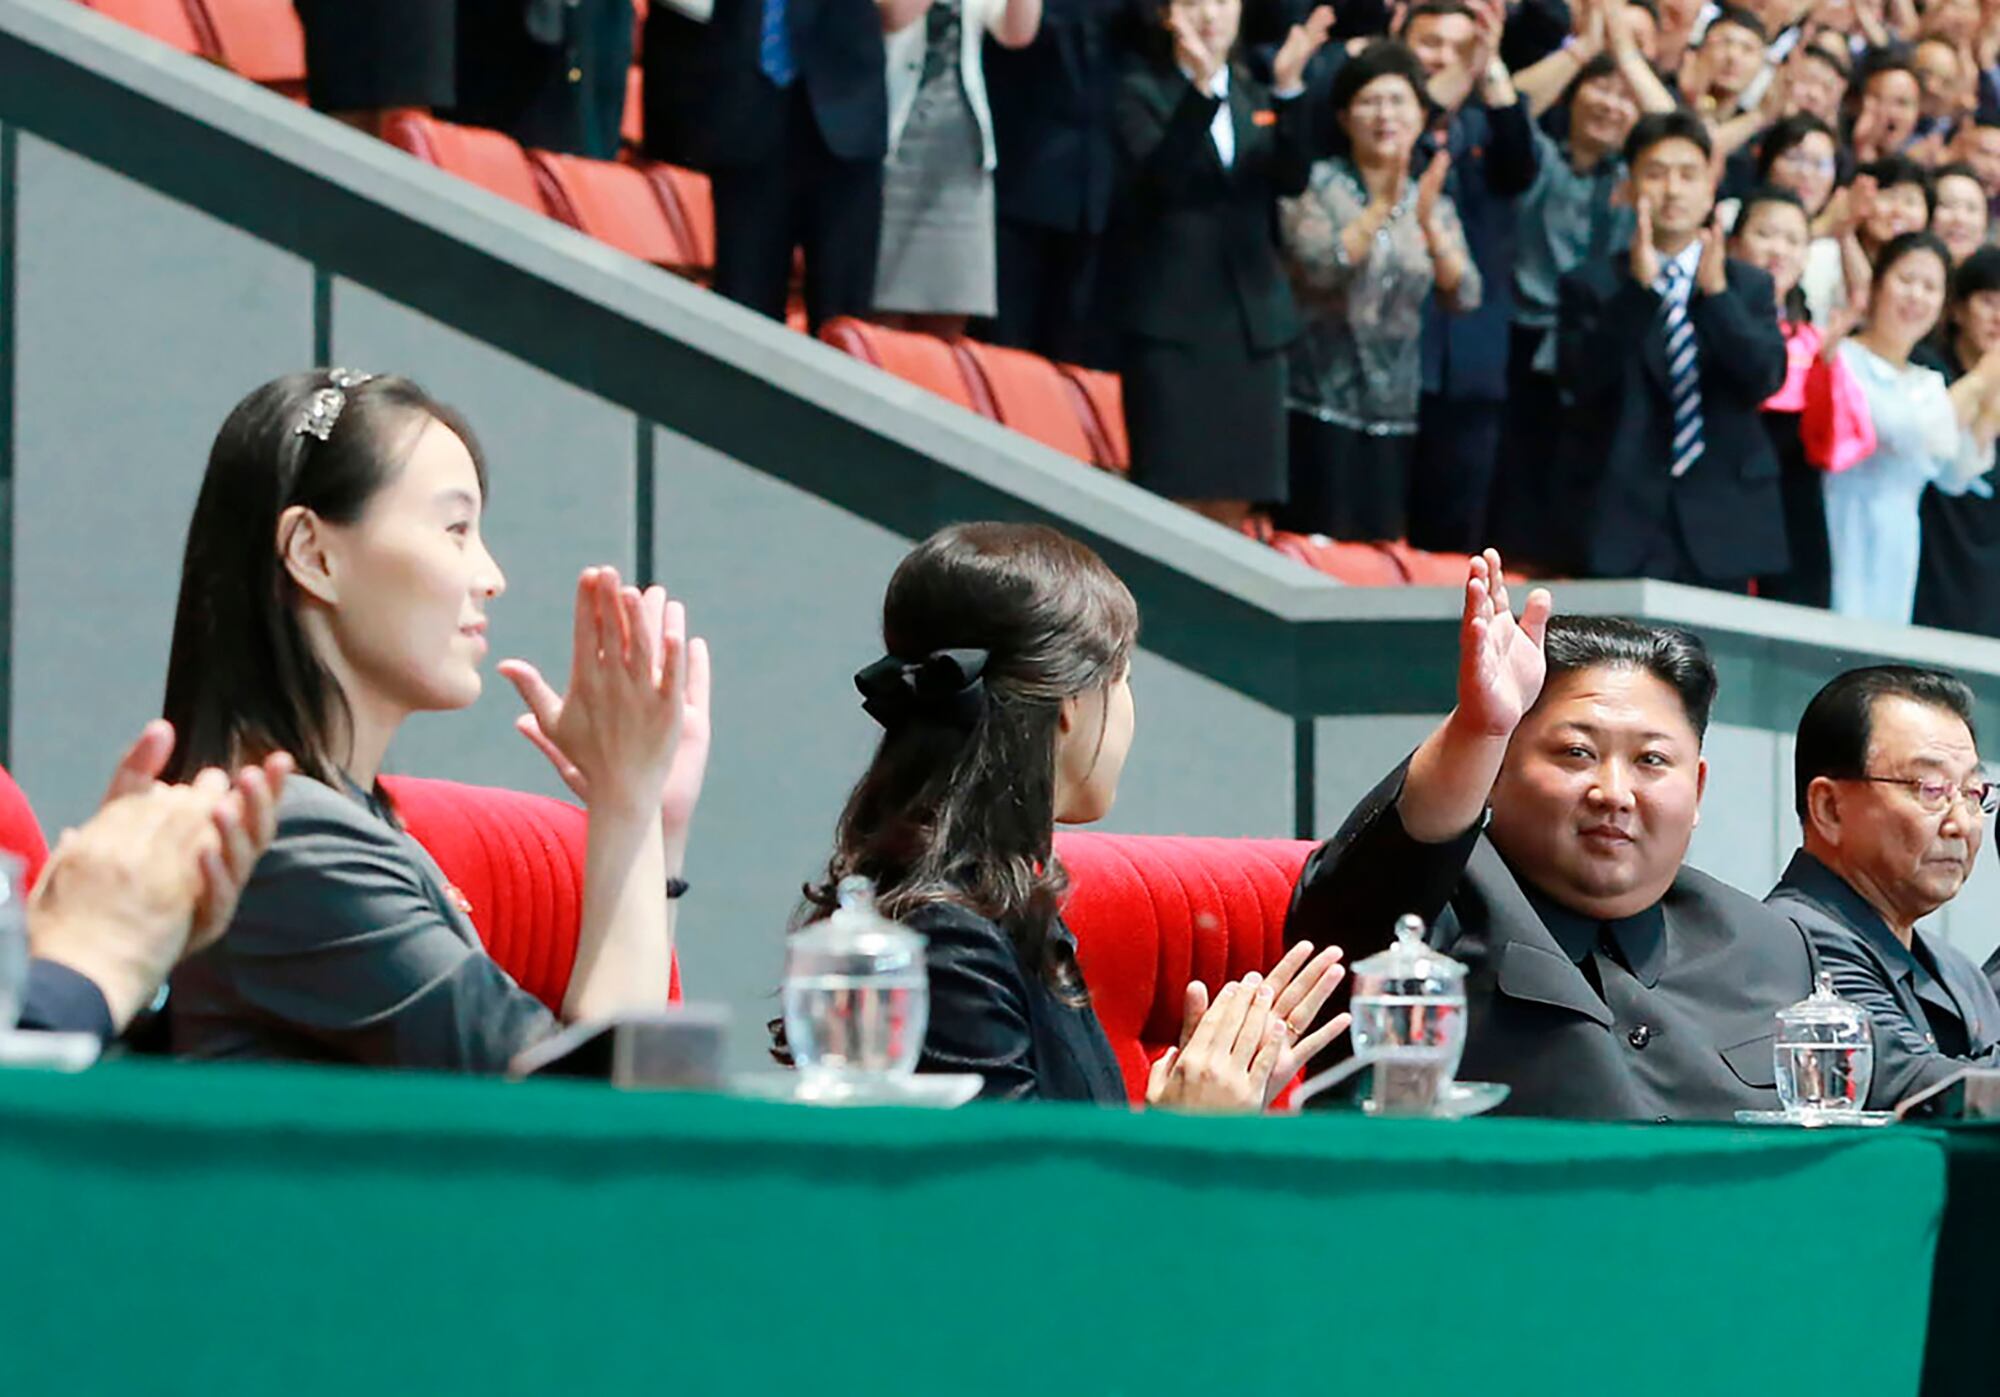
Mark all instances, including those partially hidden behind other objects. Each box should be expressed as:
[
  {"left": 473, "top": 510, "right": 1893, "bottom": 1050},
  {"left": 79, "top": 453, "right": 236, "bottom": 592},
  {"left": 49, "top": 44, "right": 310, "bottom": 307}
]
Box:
[{"left": 1825, "top": 233, "right": 2000, "bottom": 624}]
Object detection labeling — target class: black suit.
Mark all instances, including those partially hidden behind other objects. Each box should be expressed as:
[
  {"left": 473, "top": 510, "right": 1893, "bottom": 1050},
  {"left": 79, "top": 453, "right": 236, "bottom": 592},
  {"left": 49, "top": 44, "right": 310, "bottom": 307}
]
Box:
[
  {"left": 643, "top": 0, "right": 887, "bottom": 327},
  {"left": 977, "top": 0, "right": 1125, "bottom": 366},
  {"left": 1554, "top": 252, "right": 1790, "bottom": 587},
  {"left": 1767, "top": 851, "right": 2000, "bottom": 1114},
  {"left": 1286, "top": 763, "right": 1816, "bottom": 1121},
  {"left": 1106, "top": 61, "right": 1307, "bottom": 501},
  {"left": 18, "top": 960, "right": 113, "bottom": 1042}
]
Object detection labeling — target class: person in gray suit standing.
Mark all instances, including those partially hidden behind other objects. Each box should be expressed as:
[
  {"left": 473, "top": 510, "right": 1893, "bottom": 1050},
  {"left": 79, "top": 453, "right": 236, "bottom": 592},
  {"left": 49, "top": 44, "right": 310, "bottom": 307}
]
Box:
[
  {"left": 1766, "top": 666, "right": 2000, "bottom": 1114},
  {"left": 1285, "top": 548, "right": 1816, "bottom": 1121}
]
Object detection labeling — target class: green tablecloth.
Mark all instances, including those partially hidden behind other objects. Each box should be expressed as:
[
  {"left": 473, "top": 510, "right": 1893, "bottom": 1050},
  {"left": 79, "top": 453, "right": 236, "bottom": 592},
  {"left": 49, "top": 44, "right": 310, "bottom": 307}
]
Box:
[{"left": 0, "top": 1062, "right": 1947, "bottom": 1397}]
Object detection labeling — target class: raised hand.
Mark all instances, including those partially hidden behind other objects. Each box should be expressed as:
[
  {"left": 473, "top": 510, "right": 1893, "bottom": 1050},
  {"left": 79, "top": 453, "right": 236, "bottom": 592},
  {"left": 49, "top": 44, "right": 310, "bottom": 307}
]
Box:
[
  {"left": 498, "top": 566, "right": 687, "bottom": 822},
  {"left": 1168, "top": 8, "right": 1223, "bottom": 89},
  {"left": 1257, "top": 939, "right": 1353, "bottom": 1106},
  {"left": 1272, "top": 4, "right": 1335, "bottom": 91},
  {"left": 1456, "top": 549, "right": 1554, "bottom": 741},
  {"left": 1146, "top": 975, "right": 1287, "bottom": 1112},
  {"left": 1696, "top": 222, "right": 1727, "bottom": 296},
  {"left": 1414, "top": 149, "right": 1453, "bottom": 231},
  {"left": 515, "top": 584, "right": 713, "bottom": 840},
  {"left": 98, "top": 718, "right": 176, "bottom": 806},
  {"left": 1630, "top": 198, "right": 1661, "bottom": 287}
]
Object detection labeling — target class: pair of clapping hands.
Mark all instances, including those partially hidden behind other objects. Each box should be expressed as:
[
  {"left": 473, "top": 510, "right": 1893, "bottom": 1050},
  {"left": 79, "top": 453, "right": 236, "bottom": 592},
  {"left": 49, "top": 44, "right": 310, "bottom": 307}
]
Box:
[
  {"left": 1146, "top": 940, "right": 1351, "bottom": 1112},
  {"left": 28, "top": 720, "right": 289, "bottom": 1032}
]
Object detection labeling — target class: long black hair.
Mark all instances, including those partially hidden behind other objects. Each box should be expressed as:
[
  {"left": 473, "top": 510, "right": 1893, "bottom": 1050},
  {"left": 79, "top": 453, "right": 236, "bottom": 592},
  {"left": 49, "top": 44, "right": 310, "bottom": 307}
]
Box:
[
  {"left": 160, "top": 369, "right": 485, "bottom": 789},
  {"left": 805, "top": 523, "right": 1139, "bottom": 997}
]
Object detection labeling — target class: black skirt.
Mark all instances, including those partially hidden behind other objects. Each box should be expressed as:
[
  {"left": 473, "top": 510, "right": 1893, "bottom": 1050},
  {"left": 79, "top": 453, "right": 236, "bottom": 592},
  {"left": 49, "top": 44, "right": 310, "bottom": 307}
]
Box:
[
  {"left": 1915, "top": 477, "right": 2000, "bottom": 636},
  {"left": 299, "top": 0, "right": 456, "bottom": 112},
  {"left": 1122, "top": 334, "right": 1287, "bottom": 504},
  {"left": 1756, "top": 410, "right": 1831, "bottom": 609},
  {"left": 1280, "top": 412, "right": 1412, "bottom": 541}
]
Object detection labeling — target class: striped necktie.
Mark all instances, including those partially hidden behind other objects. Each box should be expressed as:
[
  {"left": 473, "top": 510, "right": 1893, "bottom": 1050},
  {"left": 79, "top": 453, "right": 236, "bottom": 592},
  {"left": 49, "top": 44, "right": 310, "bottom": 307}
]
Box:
[
  {"left": 1659, "top": 259, "right": 1703, "bottom": 478},
  {"left": 760, "top": 0, "right": 796, "bottom": 88}
]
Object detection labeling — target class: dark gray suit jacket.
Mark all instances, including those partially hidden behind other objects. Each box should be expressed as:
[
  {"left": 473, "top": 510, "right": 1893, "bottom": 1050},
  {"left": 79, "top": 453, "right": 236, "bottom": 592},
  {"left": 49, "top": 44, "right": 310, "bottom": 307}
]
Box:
[
  {"left": 1286, "top": 762, "right": 1815, "bottom": 1121},
  {"left": 1767, "top": 850, "right": 2000, "bottom": 1113}
]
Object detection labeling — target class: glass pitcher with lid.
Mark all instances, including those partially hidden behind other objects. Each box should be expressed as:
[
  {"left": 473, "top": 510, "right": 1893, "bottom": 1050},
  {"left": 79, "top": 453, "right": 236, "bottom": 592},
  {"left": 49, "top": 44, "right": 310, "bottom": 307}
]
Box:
[
  {"left": 1347, "top": 914, "right": 1469, "bottom": 1114},
  {"left": 782, "top": 877, "right": 930, "bottom": 1089},
  {"left": 1773, "top": 972, "right": 1874, "bottom": 1117}
]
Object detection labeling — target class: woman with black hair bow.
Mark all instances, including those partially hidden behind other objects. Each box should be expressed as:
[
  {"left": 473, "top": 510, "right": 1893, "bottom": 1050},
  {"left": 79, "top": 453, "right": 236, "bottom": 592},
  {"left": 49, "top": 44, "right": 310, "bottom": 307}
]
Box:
[{"left": 807, "top": 523, "right": 1349, "bottom": 1105}]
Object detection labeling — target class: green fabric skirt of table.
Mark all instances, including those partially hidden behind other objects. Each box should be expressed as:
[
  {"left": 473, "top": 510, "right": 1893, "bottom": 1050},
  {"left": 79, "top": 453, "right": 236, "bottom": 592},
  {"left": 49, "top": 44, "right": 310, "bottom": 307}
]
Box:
[{"left": 0, "top": 1061, "right": 1948, "bottom": 1397}]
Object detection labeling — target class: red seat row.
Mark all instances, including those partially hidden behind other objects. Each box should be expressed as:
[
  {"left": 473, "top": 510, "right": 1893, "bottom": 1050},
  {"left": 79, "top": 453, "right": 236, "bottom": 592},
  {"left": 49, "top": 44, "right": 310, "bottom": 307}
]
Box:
[
  {"left": 79, "top": 0, "right": 307, "bottom": 93},
  {"left": 382, "top": 113, "right": 715, "bottom": 277},
  {"left": 818, "top": 318, "right": 1129, "bottom": 475}
]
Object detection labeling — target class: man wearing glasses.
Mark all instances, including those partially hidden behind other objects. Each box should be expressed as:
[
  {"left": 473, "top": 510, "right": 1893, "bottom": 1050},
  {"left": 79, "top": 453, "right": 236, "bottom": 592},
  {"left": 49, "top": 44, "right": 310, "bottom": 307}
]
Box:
[{"left": 1766, "top": 666, "right": 2000, "bottom": 1111}]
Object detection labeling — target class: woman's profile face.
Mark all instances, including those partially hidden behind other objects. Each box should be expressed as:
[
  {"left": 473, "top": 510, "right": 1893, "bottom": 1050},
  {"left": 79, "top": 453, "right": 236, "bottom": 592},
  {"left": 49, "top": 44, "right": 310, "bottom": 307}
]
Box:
[
  {"left": 1339, "top": 73, "right": 1424, "bottom": 164},
  {"left": 306, "top": 419, "right": 506, "bottom": 721},
  {"left": 1055, "top": 669, "right": 1136, "bottom": 825}
]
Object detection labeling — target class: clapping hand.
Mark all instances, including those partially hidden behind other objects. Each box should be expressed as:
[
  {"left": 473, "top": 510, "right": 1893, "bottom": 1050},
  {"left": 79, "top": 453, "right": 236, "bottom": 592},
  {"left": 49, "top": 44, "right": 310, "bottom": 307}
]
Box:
[
  {"left": 1272, "top": 5, "right": 1335, "bottom": 92},
  {"left": 511, "top": 583, "right": 713, "bottom": 839},
  {"left": 1695, "top": 222, "right": 1727, "bottom": 296},
  {"left": 1630, "top": 197, "right": 1661, "bottom": 286},
  {"left": 1146, "top": 975, "right": 1286, "bottom": 1111},
  {"left": 1415, "top": 149, "right": 1453, "bottom": 233},
  {"left": 1456, "top": 549, "right": 1553, "bottom": 742},
  {"left": 499, "top": 567, "right": 690, "bottom": 824},
  {"left": 1168, "top": 7, "right": 1224, "bottom": 89}
]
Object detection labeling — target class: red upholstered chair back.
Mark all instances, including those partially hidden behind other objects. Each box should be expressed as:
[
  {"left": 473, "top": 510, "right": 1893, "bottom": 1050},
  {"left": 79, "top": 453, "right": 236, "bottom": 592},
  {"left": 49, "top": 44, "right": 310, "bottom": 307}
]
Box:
[
  {"left": 381, "top": 776, "right": 682, "bottom": 1011},
  {"left": 1054, "top": 831, "right": 1315, "bottom": 1101},
  {"left": 0, "top": 767, "right": 50, "bottom": 892}
]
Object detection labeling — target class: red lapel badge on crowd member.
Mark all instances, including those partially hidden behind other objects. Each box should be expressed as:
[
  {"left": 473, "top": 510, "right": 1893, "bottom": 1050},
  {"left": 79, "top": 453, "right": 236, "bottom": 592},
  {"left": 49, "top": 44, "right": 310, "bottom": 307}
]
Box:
[
  {"left": 1469, "top": 145, "right": 1484, "bottom": 160},
  {"left": 1253, "top": 108, "right": 1278, "bottom": 127}
]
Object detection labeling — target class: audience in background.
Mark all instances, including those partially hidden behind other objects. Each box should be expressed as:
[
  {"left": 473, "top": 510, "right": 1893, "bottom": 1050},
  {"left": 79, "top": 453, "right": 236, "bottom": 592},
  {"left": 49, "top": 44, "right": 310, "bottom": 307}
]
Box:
[
  {"left": 810, "top": 523, "right": 1349, "bottom": 1104},
  {"left": 1932, "top": 162, "right": 1991, "bottom": 264},
  {"left": 1732, "top": 184, "right": 1872, "bottom": 607},
  {"left": 298, "top": 1, "right": 633, "bottom": 155},
  {"left": 1824, "top": 232, "right": 1996, "bottom": 623},
  {"left": 1555, "top": 110, "right": 1789, "bottom": 591},
  {"left": 874, "top": 0, "right": 1043, "bottom": 336},
  {"left": 644, "top": 0, "right": 888, "bottom": 331},
  {"left": 1915, "top": 245, "right": 2000, "bottom": 635},
  {"left": 160, "top": 372, "right": 710, "bottom": 1070},
  {"left": 1106, "top": 0, "right": 1327, "bottom": 527},
  {"left": 1279, "top": 41, "right": 1479, "bottom": 541}
]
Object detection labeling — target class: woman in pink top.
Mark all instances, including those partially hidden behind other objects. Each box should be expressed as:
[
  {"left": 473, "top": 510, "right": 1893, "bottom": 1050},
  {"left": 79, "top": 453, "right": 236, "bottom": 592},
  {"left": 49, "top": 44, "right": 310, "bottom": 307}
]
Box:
[{"left": 1730, "top": 185, "right": 1874, "bottom": 607}]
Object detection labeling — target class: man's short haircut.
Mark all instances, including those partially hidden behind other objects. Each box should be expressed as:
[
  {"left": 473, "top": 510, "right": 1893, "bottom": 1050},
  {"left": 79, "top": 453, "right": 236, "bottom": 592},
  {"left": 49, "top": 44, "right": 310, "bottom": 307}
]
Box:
[
  {"left": 1624, "top": 106, "right": 1715, "bottom": 166},
  {"left": 1540, "top": 616, "right": 1719, "bottom": 742},
  {"left": 1798, "top": 40, "right": 1849, "bottom": 79},
  {"left": 1705, "top": 5, "right": 1769, "bottom": 44},
  {"left": 1398, "top": 0, "right": 1473, "bottom": 33},
  {"left": 1793, "top": 666, "right": 1979, "bottom": 820},
  {"left": 1862, "top": 53, "right": 1923, "bottom": 92},
  {"left": 1954, "top": 243, "right": 2000, "bottom": 299}
]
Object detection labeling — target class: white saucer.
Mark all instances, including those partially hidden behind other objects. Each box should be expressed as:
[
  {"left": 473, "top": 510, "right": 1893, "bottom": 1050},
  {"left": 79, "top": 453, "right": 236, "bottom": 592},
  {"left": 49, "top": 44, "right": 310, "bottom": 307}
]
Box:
[
  {"left": 730, "top": 1072, "right": 984, "bottom": 1109},
  {"left": 1733, "top": 1108, "right": 1897, "bottom": 1128},
  {"left": 0, "top": 1028, "right": 100, "bottom": 1072}
]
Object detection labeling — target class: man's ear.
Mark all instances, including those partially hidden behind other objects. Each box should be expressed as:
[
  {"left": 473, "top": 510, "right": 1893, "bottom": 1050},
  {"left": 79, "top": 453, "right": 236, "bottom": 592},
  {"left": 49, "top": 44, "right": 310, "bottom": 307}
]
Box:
[
  {"left": 1804, "top": 775, "right": 1845, "bottom": 846},
  {"left": 277, "top": 505, "right": 338, "bottom": 606},
  {"left": 1691, "top": 753, "right": 1709, "bottom": 828}
]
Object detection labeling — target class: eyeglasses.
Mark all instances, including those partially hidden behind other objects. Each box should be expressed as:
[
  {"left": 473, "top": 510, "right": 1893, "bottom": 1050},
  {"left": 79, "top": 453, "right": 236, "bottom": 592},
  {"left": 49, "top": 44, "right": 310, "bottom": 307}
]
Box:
[
  {"left": 1840, "top": 775, "right": 2000, "bottom": 816},
  {"left": 1776, "top": 151, "right": 1837, "bottom": 175}
]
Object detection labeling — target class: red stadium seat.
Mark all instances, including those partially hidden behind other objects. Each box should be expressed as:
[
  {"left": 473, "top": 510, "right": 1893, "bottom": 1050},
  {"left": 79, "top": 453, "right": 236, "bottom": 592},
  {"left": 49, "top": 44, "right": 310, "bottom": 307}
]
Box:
[
  {"left": 197, "top": 0, "right": 305, "bottom": 93},
  {"left": 1270, "top": 532, "right": 1409, "bottom": 585},
  {"left": 77, "top": 0, "right": 213, "bottom": 56},
  {"left": 382, "top": 776, "right": 683, "bottom": 1010},
  {"left": 1058, "top": 365, "right": 1130, "bottom": 474},
  {"left": 1056, "top": 831, "right": 1315, "bottom": 1103},
  {"left": 531, "top": 152, "right": 694, "bottom": 269},
  {"left": 620, "top": 65, "right": 645, "bottom": 150},
  {"left": 818, "top": 318, "right": 990, "bottom": 413},
  {"left": 381, "top": 114, "right": 550, "bottom": 217},
  {"left": 954, "top": 340, "right": 1096, "bottom": 463},
  {"left": 643, "top": 164, "right": 716, "bottom": 276},
  {"left": 0, "top": 767, "right": 50, "bottom": 893}
]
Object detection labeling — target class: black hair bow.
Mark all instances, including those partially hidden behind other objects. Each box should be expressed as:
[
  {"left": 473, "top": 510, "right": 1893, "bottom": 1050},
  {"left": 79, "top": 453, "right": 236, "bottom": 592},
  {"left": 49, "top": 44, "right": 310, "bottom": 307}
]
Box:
[{"left": 854, "top": 649, "right": 990, "bottom": 733}]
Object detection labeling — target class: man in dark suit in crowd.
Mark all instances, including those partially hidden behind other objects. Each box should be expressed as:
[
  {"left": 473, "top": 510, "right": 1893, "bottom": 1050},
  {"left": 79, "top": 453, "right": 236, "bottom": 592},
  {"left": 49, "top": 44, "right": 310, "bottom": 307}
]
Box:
[
  {"left": 1767, "top": 667, "right": 2000, "bottom": 1113},
  {"left": 1554, "top": 108, "right": 1789, "bottom": 590},
  {"left": 19, "top": 724, "right": 285, "bottom": 1044},
  {"left": 643, "top": 0, "right": 888, "bottom": 330},
  {"left": 1400, "top": 0, "right": 1539, "bottom": 553},
  {"left": 1286, "top": 552, "right": 1815, "bottom": 1121},
  {"left": 975, "top": 0, "right": 1126, "bottom": 367}
]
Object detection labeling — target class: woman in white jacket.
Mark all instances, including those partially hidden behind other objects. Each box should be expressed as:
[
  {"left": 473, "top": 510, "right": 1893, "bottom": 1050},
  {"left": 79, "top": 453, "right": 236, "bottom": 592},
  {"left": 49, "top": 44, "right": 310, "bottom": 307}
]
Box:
[{"left": 873, "top": 0, "right": 1041, "bottom": 334}]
